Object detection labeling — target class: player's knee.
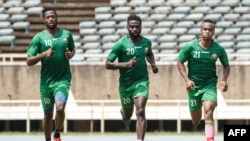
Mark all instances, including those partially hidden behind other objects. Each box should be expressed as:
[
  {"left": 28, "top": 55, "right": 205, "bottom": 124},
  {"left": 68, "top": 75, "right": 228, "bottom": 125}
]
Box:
[
  {"left": 136, "top": 108, "right": 145, "bottom": 117},
  {"left": 192, "top": 120, "right": 201, "bottom": 126}
]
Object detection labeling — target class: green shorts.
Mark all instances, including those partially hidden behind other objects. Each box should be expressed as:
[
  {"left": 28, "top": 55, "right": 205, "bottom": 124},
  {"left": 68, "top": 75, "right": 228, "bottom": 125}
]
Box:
[
  {"left": 40, "top": 81, "right": 71, "bottom": 113},
  {"left": 119, "top": 81, "right": 149, "bottom": 109},
  {"left": 187, "top": 84, "right": 217, "bottom": 111}
]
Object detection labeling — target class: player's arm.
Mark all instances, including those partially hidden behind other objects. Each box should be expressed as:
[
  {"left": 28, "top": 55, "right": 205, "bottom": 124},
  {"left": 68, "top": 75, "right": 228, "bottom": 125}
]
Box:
[
  {"left": 221, "top": 65, "right": 230, "bottom": 92},
  {"left": 26, "top": 48, "right": 54, "bottom": 66},
  {"left": 146, "top": 52, "right": 158, "bottom": 73},
  {"left": 105, "top": 57, "right": 136, "bottom": 70},
  {"left": 65, "top": 47, "right": 75, "bottom": 60}
]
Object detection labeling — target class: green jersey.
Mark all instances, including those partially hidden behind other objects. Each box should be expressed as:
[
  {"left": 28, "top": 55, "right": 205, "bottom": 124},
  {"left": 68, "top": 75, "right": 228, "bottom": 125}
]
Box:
[
  {"left": 27, "top": 28, "right": 75, "bottom": 85},
  {"left": 108, "top": 35, "right": 152, "bottom": 89},
  {"left": 178, "top": 38, "right": 229, "bottom": 88}
]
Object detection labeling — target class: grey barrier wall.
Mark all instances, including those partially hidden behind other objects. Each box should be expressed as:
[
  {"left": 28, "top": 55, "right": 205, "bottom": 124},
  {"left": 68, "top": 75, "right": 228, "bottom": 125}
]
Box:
[{"left": 0, "top": 64, "right": 249, "bottom": 100}]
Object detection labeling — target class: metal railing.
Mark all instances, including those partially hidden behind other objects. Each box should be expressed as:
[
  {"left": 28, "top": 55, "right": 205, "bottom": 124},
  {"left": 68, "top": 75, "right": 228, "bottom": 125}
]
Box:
[{"left": 1, "top": 99, "right": 250, "bottom": 134}]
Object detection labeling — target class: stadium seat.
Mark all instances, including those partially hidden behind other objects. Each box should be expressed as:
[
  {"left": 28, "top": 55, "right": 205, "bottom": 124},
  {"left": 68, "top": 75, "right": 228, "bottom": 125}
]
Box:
[
  {"left": 113, "top": 14, "right": 130, "bottom": 21},
  {"left": 113, "top": 6, "right": 132, "bottom": 13},
  {"left": 141, "top": 27, "right": 152, "bottom": 35},
  {"left": 242, "top": 27, "right": 250, "bottom": 34},
  {"left": 159, "top": 42, "right": 178, "bottom": 49},
  {"left": 151, "top": 27, "right": 169, "bottom": 35},
  {"left": 7, "top": 7, "right": 25, "bottom": 14},
  {"left": 2, "top": 0, "right": 22, "bottom": 7},
  {"left": 95, "top": 7, "right": 112, "bottom": 14},
  {"left": 99, "top": 21, "right": 117, "bottom": 28},
  {"left": 148, "top": 0, "right": 165, "bottom": 6},
  {"left": 204, "top": 0, "right": 221, "bottom": 7},
  {"left": 83, "top": 42, "right": 101, "bottom": 49},
  {"left": 110, "top": 0, "right": 127, "bottom": 6},
  {"left": 134, "top": 6, "right": 152, "bottom": 13},
  {"left": 149, "top": 14, "right": 167, "bottom": 21},
  {"left": 223, "top": 13, "right": 240, "bottom": 21},
  {"left": 168, "top": 13, "right": 186, "bottom": 21},
  {"left": 116, "top": 28, "right": 127, "bottom": 36},
  {"left": 103, "top": 42, "right": 115, "bottom": 50},
  {"left": 102, "top": 35, "right": 120, "bottom": 43},
  {"left": 224, "top": 28, "right": 241, "bottom": 35},
  {"left": 216, "top": 35, "right": 235, "bottom": 42},
  {"left": 10, "top": 14, "right": 28, "bottom": 21},
  {"left": 184, "top": 0, "right": 202, "bottom": 7},
  {"left": 213, "top": 6, "right": 231, "bottom": 14},
  {"left": 216, "top": 21, "right": 233, "bottom": 28},
  {"left": 174, "top": 21, "right": 195, "bottom": 28},
  {"left": 156, "top": 21, "right": 175, "bottom": 28},
  {"left": 178, "top": 35, "right": 196, "bottom": 42},
  {"left": 236, "top": 34, "right": 250, "bottom": 41},
  {"left": 154, "top": 6, "right": 172, "bottom": 14},
  {"left": 79, "top": 21, "right": 96, "bottom": 28},
  {"left": 0, "top": 28, "right": 14, "bottom": 35},
  {"left": 204, "top": 13, "right": 222, "bottom": 21},
  {"left": 0, "top": 35, "right": 16, "bottom": 47},
  {"left": 80, "top": 28, "right": 97, "bottom": 35},
  {"left": 220, "top": 0, "right": 239, "bottom": 7},
  {"left": 167, "top": 0, "right": 184, "bottom": 7},
  {"left": 157, "top": 34, "right": 177, "bottom": 42},
  {"left": 12, "top": 21, "right": 30, "bottom": 33},
  {"left": 142, "top": 21, "right": 156, "bottom": 27},
  {"left": 218, "top": 41, "right": 235, "bottom": 48},
  {"left": 0, "top": 14, "right": 10, "bottom": 21},
  {"left": 160, "top": 49, "right": 178, "bottom": 61},
  {"left": 144, "top": 34, "right": 158, "bottom": 42},
  {"left": 241, "top": 13, "right": 250, "bottom": 20},
  {"left": 173, "top": 6, "right": 191, "bottom": 14},
  {"left": 192, "top": 6, "right": 211, "bottom": 13},
  {"left": 236, "top": 42, "right": 250, "bottom": 48},
  {"left": 129, "top": 0, "right": 146, "bottom": 6},
  {"left": 22, "top": 0, "right": 41, "bottom": 7},
  {"left": 242, "top": 0, "right": 250, "bottom": 6},
  {"left": 170, "top": 28, "right": 188, "bottom": 35},
  {"left": 26, "top": 7, "right": 43, "bottom": 17},
  {"left": 187, "top": 27, "right": 200, "bottom": 35},
  {"left": 82, "top": 35, "right": 101, "bottom": 43},
  {"left": 233, "top": 6, "right": 250, "bottom": 14},
  {"left": 233, "top": 21, "right": 250, "bottom": 28},
  {"left": 95, "top": 14, "right": 112, "bottom": 21},
  {"left": 185, "top": 13, "right": 204, "bottom": 21},
  {"left": 0, "top": 21, "right": 11, "bottom": 28},
  {"left": 84, "top": 48, "right": 103, "bottom": 62},
  {"left": 97, "top": 28, "right": 116, "bottom": 35}
]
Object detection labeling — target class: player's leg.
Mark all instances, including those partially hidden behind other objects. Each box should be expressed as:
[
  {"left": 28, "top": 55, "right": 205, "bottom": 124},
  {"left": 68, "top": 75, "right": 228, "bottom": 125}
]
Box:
[
  {"left": 202, "top": 85, "right": 217, "bottom": 141},
  {"left": 133, "top": 81, "right": 149, "bottom": 141},
  {"left": 53, "top": 81, "right": 70, "bottom": 140},
  {"left": 40, "top": 85, "right": 55, "bottom": 141},
  {"left": 119, "top": 89, "right": 134, "bottom": 126},
  {"left": 188, "top": 90, "right": 203, "bottom": 126}
]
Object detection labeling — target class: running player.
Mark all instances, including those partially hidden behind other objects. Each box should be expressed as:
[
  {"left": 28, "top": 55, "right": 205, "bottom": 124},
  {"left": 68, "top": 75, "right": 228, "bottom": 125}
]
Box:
[
  {"left": 177, "top": 19, "right": 230, "bottom": 141},
  {"left": 105, "top": 14, "right": 158, "bottom": 141},
  {"left": 26, "top": 7, "right": 75, "bottom": 141}
]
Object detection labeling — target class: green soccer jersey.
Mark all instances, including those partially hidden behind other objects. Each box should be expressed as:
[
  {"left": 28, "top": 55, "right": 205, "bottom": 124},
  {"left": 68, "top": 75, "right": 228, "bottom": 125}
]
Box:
[
  {"left": 108, "top": 35, "right": 152, "bottom": 89},
  {"left": 178, "top": 38, "right": 229, "bottom": 88},
  {"left": 27, "top": 28, "right": 75, "bottom": 85}
]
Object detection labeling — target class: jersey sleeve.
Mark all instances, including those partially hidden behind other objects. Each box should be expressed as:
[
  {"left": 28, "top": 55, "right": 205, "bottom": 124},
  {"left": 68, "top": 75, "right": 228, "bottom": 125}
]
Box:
[
  {"left": 219, "top": 48, "right": 229, "bottom": 67},
  {"left": 178, "top": 43, "right": 192, "bottom": 63},
  {"left": 107, "top": 40, "right": 122, "bottom": 62},
  {"left": 26, "top": 34, "right": 40, "bottom": 56},
  {"left": 67, "top": 31, "right": 75, "bottom": 51}
]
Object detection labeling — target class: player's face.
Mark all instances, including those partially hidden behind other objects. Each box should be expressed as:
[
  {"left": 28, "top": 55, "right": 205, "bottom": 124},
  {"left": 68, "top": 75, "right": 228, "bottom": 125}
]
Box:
[
  {"left": 43, "top": 10, "right": 58, "bottom": 30},
  {"left": 127, "top": 20, "right": 141, "bottom": 38},
  {"left": 200, "top": 22, "right": 215, "bottom": 40}
]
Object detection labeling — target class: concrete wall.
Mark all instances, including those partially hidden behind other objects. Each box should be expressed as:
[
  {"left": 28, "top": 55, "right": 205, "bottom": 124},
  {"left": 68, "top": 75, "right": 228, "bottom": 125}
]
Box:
[{"left": 0, "top": 64, "right": 249, "bottom": 100}]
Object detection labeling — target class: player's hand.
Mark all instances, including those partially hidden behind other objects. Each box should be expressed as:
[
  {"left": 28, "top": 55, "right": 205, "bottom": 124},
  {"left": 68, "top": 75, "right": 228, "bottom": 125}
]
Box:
[
  {"left": 43, "top": 47, "right": 54, "bottom": 57},
  {"left": 151, "top": 64, "right": 158, "bottom": 74},
  {"left": 221, "top": 80, "right": 228, "bottom": 92},
  {"left": 65, "top": 47, "right": 72, "bottom": 59},
  {"left": 185, "top": 80, "right": 195, "bottom": 91},
  {"left": 126, "top": 57, "right": 136, "bottom": 68}
]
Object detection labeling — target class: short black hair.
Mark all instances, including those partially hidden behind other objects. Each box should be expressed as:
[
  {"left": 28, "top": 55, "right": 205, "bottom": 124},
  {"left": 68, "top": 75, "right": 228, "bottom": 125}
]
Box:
[
  {"left": 127, "top": 14, "right": 141, "bottom": 24},
  {"left": 42, "top": 7, "right": 57, "bottom": 18},
  {"left": 201, "top": 19, "right": 216, "bottom": 26}
]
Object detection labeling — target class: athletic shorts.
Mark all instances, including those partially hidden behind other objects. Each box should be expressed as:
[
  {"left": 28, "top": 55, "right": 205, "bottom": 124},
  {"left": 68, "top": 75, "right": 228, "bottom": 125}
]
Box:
[
  {"left": 40, "top": 80, "right": 70, "bottom": 113},
  {"left": 187, "top": 84, "right": 217, "bottom": 111},
  {"left": 119, "top": 81, "right": 149, "bottom": 109}
]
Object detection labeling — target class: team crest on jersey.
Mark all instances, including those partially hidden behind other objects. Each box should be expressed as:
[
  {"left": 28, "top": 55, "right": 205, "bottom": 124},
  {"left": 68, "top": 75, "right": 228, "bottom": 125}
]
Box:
[
  {"left": 145, "top": 47, "right": 148, "bottom": 53},
  {"left": 211, "top": 53, "right": 217, "bottom": 59},
  {"left": 63, "top": 37, "right": 68, "bottom": 43}
]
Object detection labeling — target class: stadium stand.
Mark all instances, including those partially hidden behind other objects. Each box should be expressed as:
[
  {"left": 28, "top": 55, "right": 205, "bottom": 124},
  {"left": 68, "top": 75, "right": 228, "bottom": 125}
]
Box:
[{"left": 0, "top": 0, "right": 249, "bottom": 62}]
